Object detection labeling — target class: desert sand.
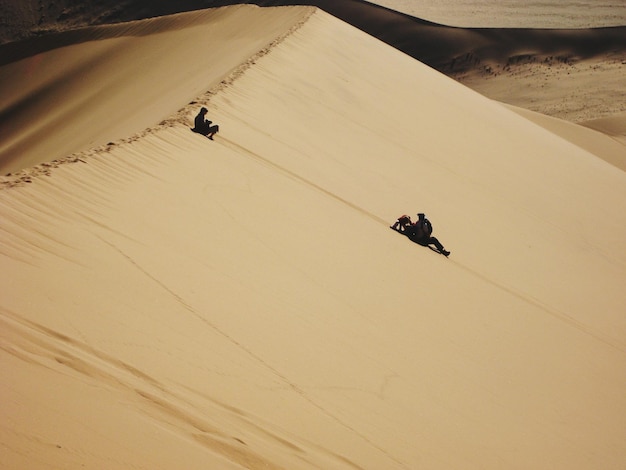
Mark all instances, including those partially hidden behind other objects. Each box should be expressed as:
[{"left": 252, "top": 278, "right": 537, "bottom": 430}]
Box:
[
  {"left": 1, "top": 4, "right": 626, "bottom": 470},
  {"left": 2, "top": 0, "right": 625, "bottom": 125}
]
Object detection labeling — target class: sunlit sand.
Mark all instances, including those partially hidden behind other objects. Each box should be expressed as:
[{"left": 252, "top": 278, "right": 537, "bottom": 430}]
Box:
[{"left": 1, "top": 5, "right": 625, "bottom": 469}]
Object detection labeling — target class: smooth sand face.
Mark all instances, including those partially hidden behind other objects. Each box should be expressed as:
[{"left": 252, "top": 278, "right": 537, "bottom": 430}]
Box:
[{"left": 1, "top": 5, "right": 626, "bottom": 470}]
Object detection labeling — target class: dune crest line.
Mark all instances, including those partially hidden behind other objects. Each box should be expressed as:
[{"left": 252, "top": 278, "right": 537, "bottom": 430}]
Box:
[{"left": 0, "top": 5, "right": 316, "bottom": 179}]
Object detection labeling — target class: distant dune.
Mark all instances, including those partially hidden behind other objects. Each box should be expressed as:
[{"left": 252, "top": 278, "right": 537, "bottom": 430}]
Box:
[
  {"left": 2, "top": 0, "right": 625, "bottom": 125},
  {"left": 0, "top": 7, "right": 312, "bottom": 174},
  {"left": 259, "top": 0, "right": 626, "bottom": 71},
  {"left": 2, "top": 5, "right": 626, "bottom": 469},
  {"left": 3, "top": 0, "right": 625, "bottom": 70}
]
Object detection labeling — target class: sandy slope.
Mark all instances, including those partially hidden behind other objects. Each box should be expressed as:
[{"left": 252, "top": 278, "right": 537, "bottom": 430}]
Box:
[
  {"left": 2, "top": 0, "right": 625, "bottom": 124},
  {"left": 0, "top": 6, "right": 311, "bottom": 175},
  {"left": 2, "top": 6, "right": 626, "bottom": 470}
]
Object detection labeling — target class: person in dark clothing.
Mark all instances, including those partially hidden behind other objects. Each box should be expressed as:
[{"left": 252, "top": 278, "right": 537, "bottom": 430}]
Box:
[
  {"left": 192, "top": 107, "right": 219, "bottom": 139},
  {"left": 403, "top": 212, "right": 450, "bottom": 257}
]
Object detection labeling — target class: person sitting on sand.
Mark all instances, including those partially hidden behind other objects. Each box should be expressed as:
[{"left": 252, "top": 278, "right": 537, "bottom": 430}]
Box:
[
  {"left": 192, "top": 107, "right": 219, "bottom": 139},
  {"left": 395, "top": 212, "right": 450, "bottom": 257},
  {"left": 391, "top": 214, "right": 413, "bottom": 232}
]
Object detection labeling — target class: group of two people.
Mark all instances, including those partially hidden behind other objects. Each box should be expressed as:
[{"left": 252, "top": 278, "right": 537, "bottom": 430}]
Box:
[
  {"left": 391, "top": 213, "right": 450, "bottom": 257},
  {"left": 191, "top": 108, "right": 450, "bottom": 257}
]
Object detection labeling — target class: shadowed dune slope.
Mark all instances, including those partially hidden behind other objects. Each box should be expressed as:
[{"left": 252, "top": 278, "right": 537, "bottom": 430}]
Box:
[
  {"left": 258, "top": 0, "right": 626, "bottom": 69},
  {"left": 1, "top": 7, "right": 626, "bottom": 470},
  {"left": 2, "top": 0, "right": 625, "bottom": 70},
  {"left": 2, "top": 0, "right": 624, "bottom": 125},
  {"left": 0, "top": 6, "right": 312, "bottom": 174}
]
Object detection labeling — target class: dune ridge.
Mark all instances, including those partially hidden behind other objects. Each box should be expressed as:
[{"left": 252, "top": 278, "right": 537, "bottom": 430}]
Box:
[
  {"left": 3, "top": 0, "right": 625, "bottom": 72},
  {"left": 0, "top": 6, "right": 314, "bottom": 175},
  {"left": 260, "top": 1, "right": 626, "bottom": 131},
  {"left": 2, "top": 0, "right": 625, "bottom": 124},
  {"left": 2, "top": 5, "right": 626, "bottom": 470},
  {"left": 261, "top": 0, "right": 626, "bottom": 122}
]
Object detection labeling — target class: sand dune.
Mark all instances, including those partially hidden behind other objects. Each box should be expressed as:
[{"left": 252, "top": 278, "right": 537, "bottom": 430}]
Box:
[
  {"left": 2, "top": 5, "right": 626, "bottom": 470},
  {"left": 582, "top": 112, "right": 626, "bottom": 144},
  {"left": 0, "top": 6, "right": 312, "bottom": 175},
  {"left": 4, "top": 0, "right": 626, "bottom": 68},
  {"left": 257, "top": 0, "right": 626, "bottom": 68},
  {"left": 266, "top": 0, "right": 626, "bottom": 122},
  {"left": 506, "top": 106, "right": 626, "bottom": 171},
  {"left": 2, "top": 0, "right": 625, "bottom": 123}
]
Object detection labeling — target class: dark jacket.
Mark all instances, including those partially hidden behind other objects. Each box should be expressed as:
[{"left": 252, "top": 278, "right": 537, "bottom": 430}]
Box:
[{"left": 193, "top": 113, "right": 210, "bottom": 134}]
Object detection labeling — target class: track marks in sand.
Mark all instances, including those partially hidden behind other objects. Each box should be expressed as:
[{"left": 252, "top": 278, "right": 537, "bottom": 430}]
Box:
[
  {"left": 134, "top": 389, "right": 288, "bottom": 470},
  {"left": 1, "top": 7, "right": 317, "bottom": 186},
  {"left": 0, "top": 194, "right": 88, "bottom": 267},
  {"left": 219, "top": 132, "right": 626, "bottom": 354},
  {"left": 211, "top": 137, "right": 626, "bottom": 355},
  {"left": 218, "top": 136, "right": 389, "bottom": 228},
  {"left": 0, "top": 306, "right": 163, "bottom": 391},
  {"left": 166, "top": 7, "right": 317, "bottom": 130},
  {"left": 447, "top": 259, "right": 626, "bottom": 353},
  {"left": 0, "top": 306, "right": 309, "bottom": 469},
  {"left": 98, "top": 237, "right": 393, "bottom": 469}
]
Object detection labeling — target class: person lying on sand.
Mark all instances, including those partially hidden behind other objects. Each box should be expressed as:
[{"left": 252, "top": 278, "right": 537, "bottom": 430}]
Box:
[
  {"left": 392, "top": 212, "right": 450, "bottom": 257},
  {"left": 192, "top": 107, "right": 219, "bottom": 140}
]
